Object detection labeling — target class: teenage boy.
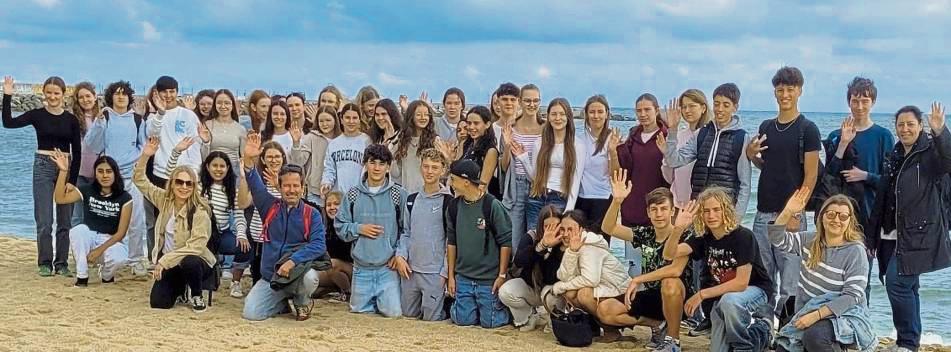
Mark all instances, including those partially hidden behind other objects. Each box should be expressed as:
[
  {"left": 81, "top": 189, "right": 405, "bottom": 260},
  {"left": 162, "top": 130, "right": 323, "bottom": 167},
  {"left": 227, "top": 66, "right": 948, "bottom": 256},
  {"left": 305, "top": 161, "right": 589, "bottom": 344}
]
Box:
[
  {"left": 746, "top": 66, "right": 821, "bottom": 320},
  {"left": 335, "top": 144, "right": 407, "bottom": 318},
  {"left": 446, "top": 159, "right": 513, "bottom": 328},
  {"left": 599, "top": 171, "right": 694, "bottom": 352},
  {"left": 825, "top": 77, "right": 894, "bottom": 302},
  {"left": 663, "top": 187, "right": 774, "bottom": 352},
  {"left": 394, "top": 148, "right": 452, "bottom": 321}
]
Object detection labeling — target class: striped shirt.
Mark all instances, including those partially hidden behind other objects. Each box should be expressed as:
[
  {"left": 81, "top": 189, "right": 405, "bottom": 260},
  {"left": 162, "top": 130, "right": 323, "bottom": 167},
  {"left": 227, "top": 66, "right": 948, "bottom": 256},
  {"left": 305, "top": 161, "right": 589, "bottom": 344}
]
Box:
[
  {"left": 767, "top": 224, "right": 869, "bottom": 316},
  {"left": 247, "top": 185, "right": 282, "bottom": 242},
  {"left": 512, "top": 132, "right": 540, "bottom": 176},
  {"left": 208, "top": 183, "right": 248, "bottom": 240}
]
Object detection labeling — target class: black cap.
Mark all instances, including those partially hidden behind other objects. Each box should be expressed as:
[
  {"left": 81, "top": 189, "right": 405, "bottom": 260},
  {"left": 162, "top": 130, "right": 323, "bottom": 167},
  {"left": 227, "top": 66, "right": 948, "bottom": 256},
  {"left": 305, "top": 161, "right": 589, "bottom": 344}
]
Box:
[
  {"left": 155, "top": 76, "right": 178, "bottom": 91},
  {"left": 449, "top": 159, "right": 484, "bottom": 185}
]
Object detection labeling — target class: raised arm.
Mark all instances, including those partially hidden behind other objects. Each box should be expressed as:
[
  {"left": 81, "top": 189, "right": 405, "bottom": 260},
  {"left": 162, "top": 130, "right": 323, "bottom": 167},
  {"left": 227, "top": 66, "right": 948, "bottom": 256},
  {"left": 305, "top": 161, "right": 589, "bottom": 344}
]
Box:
[
  {"left": 602, "top": 169, "right": 635, "bottom": 241},
  {"left": 51, "top": 150, "right": 82, "bottom": 205},
  {"left": 770, "top": 187, "right": 812, "bottom": 255},
  {"left": 927, "top": 102, "right": 951, "bottom": 173},
  {"left": 134, "top": 137, "right": 167, "bottom": 205},
  {"left": 2, "top": 77, "right": 35, "bottom": 129},
  {"left": 662, "top": 200, "right": 698, "bottom": 260}
]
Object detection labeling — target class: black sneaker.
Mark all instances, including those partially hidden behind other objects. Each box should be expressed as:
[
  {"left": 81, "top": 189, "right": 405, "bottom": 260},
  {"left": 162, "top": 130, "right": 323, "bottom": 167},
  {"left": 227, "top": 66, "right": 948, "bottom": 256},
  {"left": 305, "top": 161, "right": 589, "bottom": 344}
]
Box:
[
  {"left": 74, "top": 277, "right": 89, "bottom": 287},
  {"left": 191, "top": 296, "right": 207, "bottom": 313},
  {"left": 688, "top": 318, "right": 711, "bottom": 337},
  {"left": 101, "top": 277, "right": 115, "bottom": 284}
]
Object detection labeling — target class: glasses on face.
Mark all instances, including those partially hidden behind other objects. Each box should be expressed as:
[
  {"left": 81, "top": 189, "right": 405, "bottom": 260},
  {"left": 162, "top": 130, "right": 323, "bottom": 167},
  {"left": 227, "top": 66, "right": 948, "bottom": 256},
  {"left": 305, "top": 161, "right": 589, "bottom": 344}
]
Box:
[
  {"left": 823, "top": 210, "right": 851, "bottom": 222},
  {"left": 173, "top": 179, "right": 194, "bottom": 188}
]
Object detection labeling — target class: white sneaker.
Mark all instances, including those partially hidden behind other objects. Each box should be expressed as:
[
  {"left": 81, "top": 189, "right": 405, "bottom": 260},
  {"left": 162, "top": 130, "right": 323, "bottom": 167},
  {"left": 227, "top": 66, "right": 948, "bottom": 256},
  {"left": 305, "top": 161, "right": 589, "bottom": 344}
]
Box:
[
  {"left": 518, "top": 313, "right": 541, "bottom": 332},
  {"left": 130, "top": 261, "right": 148, "bottom": 276},
  {"left": 229, "top": 281, "right": 244, "bottom": 298},
  {"left": 222, "top": 270, "right": 233, "bottom": 281}
]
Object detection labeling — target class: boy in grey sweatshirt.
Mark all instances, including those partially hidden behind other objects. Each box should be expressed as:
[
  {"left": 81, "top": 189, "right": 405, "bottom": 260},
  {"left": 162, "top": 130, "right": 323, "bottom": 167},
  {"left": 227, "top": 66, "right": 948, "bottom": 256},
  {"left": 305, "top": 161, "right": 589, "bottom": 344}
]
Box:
[
  {"left": 393, "top": 148, "right": 452, "bottom": 321},
  {"left": 335, "top": 144, "right": 407, "bottom": 318}
]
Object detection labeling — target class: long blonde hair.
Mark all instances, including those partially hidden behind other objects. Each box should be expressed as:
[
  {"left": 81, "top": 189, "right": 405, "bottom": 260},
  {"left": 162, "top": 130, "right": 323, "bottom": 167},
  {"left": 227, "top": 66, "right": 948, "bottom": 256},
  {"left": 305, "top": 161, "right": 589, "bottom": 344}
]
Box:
[
  {"left": 693, "top": 187, "right": 739, "bottom": 235},
  {"left": 679, "top": 89, "right": 712, "bottom": 130},
  {"left": 808, "top": 195, "right": 864, "bottom": 269},
  {"left": 164, "top": 166, "right": 209, "bottom": 214}
]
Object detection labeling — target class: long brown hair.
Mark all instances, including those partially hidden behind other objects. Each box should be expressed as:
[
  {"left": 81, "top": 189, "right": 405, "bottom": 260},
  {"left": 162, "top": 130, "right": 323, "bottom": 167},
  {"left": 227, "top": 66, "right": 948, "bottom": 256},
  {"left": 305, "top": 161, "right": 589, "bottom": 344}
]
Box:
[
  {"left": 531, "top": 98, "right": 577, "bottom": 198},
  {"left": 394, "top": 100, "right": 437, "bottom": 162},
  {"left": 70, "top": 81, "right": 98, "bottom": 135},
  {"left": 584, "top": 95, "right": 612, "bottom": 155},
  {"left": 211, "top": 89, "right": 240, "bottom": 123},
  {"left": 247, "top": 90, "right": 270, "bottom": 131},
  {"left": 315, "top": 105, "right": 341, "bottom": 138},
  {"left": 354, "top": 85, "right": 380, "bottom": 132},
  {"left": 808, "top": 195, "right": 864, "bottom": 269}
]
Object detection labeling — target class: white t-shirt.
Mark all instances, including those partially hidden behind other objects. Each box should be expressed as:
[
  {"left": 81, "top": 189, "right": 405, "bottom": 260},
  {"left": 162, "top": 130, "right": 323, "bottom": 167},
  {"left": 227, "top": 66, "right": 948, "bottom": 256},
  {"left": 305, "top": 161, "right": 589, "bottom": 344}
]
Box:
[
  {"left": 271, "top": 132, "right": 294, "bottom": 155},
  {"left": 368, "top": 185, "right": 383, "bottom": 194},
  {"left": 579, "top": 129, "right": 612, "bottom": 199},
  {"left": 163, "top": 216, "right": 177, "bottom": 255},
  {"left": 546, "top": 143, "right": 566, "bottom": 192},
  {"left": 641, "top": 130, "right": 657, "bottom": 142}
]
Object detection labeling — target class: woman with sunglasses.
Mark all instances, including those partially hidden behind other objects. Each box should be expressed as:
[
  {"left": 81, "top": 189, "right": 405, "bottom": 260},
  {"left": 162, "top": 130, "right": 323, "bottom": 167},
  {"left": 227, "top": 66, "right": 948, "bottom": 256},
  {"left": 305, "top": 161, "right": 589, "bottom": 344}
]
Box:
[
  {"left": 136, "top": 137, "right": 215, "bottom": 313},
  {"left": 769, "top": 189, "right": 875, "bottom": 352}
]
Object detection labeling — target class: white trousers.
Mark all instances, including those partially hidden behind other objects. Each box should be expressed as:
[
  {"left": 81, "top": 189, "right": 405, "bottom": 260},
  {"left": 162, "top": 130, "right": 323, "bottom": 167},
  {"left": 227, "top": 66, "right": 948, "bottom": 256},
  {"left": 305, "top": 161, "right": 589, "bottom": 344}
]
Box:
[
  {"left": 122, "top": 178, "right": 147, "bottom": 263},
  {"left": 498, "top": 278, "right": 563, "bottom": 325},
  {"left": 69, "top": 225, "right": 129, "bottom": 280}
]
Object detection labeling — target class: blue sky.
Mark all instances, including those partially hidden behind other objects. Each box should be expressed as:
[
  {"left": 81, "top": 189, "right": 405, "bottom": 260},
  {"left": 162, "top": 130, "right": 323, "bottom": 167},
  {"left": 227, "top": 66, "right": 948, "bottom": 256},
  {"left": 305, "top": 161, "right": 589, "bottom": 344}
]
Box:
[{"left": 1, "top": 0, "right": 949, "bottom": 112}]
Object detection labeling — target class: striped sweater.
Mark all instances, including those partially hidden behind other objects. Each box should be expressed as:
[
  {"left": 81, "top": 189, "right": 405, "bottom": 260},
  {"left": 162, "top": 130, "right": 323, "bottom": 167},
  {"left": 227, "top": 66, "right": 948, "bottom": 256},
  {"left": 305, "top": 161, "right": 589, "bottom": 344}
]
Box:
[
  {"left": 208, "top": 183, "right": 247, "bottom": 240},
  {"left": 247, "top": 185, "right": 281, "bottom": 242},
  {"left": 767, "top": 224, "right": 869, "bottom": 316}
]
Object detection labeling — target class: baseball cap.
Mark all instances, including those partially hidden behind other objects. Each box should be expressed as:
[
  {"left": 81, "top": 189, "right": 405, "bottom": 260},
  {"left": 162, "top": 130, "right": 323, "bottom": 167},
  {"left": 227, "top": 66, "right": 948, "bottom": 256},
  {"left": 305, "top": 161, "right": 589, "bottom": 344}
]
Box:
[{"left": 449, "top": 159, "right": 485, "bottom": 185}]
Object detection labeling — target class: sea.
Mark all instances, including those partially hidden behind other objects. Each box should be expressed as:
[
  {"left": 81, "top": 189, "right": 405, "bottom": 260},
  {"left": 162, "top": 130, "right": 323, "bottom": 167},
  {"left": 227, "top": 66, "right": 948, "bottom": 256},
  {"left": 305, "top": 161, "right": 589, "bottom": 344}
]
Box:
[{"left": 1, "top": 109, "right": 948, "bottom": 344}]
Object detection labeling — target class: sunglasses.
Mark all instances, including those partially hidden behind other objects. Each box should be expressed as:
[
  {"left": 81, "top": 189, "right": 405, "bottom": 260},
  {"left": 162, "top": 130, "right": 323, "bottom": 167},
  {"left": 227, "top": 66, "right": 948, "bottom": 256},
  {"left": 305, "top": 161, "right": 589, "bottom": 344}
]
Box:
[
  {"left": 823, "top": 210, "right": 851, "bottom": 222},
  {"left": 173, "top": 179, "right": 195, "bottom": 188}
]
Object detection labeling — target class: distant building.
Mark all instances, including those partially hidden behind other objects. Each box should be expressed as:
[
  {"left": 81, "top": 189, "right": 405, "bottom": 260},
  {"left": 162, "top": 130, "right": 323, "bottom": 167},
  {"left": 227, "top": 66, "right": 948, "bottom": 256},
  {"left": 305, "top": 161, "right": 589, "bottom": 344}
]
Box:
[{"left": 0, "top": 83, "right": 34, "bottom": 95}]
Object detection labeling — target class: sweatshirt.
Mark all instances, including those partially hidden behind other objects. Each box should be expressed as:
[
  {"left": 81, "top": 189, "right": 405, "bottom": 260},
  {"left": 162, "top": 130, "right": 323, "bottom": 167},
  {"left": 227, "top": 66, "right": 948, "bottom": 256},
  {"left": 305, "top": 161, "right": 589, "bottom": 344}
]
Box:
[
  {"left": 147, "top": 106, "right": 203, "bottom": 179},
  {"left": 390, "top": 136, "right": 424, "bottom": 194},
  {"left": 299, "top": 131, "right": 331, "bottom": 198},
  {"left": 83, "top": 107, "right": 146, "bottom": 179},
  {"left": 447, "top": 194, "right": 513, "bottom": 284},
  {"left": 397, "top": 186, "right": 452, "bottom": 277},
  {"left": 768, "top": 224, "right": 869, "bottom": 316},
  {"left": 553, "top": 231, "right": 631, "bottom": 298},
  {"left": 334, "top": 177, "right": 408, "bottom": 267},
  {"left": 516, "top": 139, "right": 587, "bottom": 211},
  {"left": 321, "top": 133, "right": 371, "bottom": 194},
  {"left": 665, "top": 116, "right": 752, "bottom": 215},
  {"left": 247, "top": 167, "right": 327, "bottom": 282},
  {"left": 616, "top": 125, "right": 672, "bottom": 226}
]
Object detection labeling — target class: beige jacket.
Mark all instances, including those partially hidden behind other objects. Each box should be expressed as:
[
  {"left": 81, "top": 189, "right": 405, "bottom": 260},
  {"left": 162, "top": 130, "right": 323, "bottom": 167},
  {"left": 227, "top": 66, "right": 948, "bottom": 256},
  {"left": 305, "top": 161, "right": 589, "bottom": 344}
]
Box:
[
  {"left": 133, "top": 163, "right": 216, "bottom": 269},
  {"left": 554, "top": 231, "right": 631, "bottom": 298},
  {"left": 295, "top": 131, "right": 330, "bottom": 196}
]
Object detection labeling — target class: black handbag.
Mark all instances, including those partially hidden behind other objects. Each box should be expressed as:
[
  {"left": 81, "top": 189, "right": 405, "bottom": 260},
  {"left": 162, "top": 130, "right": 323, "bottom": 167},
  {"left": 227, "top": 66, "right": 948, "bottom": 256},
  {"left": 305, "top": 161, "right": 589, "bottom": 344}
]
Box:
[{"left": 544, "top": 291, "right": 598, "bottom": 347}]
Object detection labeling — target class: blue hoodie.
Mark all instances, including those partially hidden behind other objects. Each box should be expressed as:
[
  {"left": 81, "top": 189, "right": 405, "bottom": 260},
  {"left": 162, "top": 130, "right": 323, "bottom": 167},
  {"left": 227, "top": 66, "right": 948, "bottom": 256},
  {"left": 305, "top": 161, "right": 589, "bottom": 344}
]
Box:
[
  {"left": 247, "top": 168, "right": 327, "bottom": 282},
  {"left": 83, "top": 107, "right": 146, "bottom": 179},
  {"left": 335, "top": 176, "right": 408, "bottom": 267}
]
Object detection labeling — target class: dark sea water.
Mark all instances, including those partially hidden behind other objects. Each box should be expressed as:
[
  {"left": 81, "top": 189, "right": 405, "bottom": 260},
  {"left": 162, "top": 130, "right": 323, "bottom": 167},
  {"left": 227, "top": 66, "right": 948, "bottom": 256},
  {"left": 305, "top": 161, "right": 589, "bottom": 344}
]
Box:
[{"left": 1, "top": 110, "right": 948, "bottom": 344}]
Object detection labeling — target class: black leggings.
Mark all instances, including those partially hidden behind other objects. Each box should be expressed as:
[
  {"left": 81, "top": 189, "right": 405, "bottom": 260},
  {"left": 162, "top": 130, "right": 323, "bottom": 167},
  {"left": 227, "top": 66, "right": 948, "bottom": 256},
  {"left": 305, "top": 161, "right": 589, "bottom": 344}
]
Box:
[
  {"left": 149, "top": 255, "right": 208, "bottom": 309},
  {"left": 775, "top": 319, "right": 842, "bottom": 352}
]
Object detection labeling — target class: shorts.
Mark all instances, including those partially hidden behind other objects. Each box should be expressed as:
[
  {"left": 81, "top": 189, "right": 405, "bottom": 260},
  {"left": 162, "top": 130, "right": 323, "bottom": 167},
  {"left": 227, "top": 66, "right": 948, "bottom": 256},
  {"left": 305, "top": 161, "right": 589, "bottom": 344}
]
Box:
[{"left": 628, "top": 288, "right": 665, "bottom": 321}]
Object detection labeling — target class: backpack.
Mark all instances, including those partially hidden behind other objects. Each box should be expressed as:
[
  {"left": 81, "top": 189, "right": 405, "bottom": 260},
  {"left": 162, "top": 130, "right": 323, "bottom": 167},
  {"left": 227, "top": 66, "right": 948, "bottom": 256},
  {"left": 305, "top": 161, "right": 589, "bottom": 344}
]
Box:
[
  {"left": 406, "top": 192, "right": 453, "bottom": 220},
  {"left": 102, "top": 110, "right": 145, "bottom": 148},
  {"left": 446, "top": 193, "right": 499, "bottom": 255},
  {"left": 759, "top": 118, "right": 828, "bottom": 212},
  {"left": 347, "top": 186, "right": 404, "bottom": 236},
  {"left": 259, "top": 200, "right": 315, "bottom": 242}
]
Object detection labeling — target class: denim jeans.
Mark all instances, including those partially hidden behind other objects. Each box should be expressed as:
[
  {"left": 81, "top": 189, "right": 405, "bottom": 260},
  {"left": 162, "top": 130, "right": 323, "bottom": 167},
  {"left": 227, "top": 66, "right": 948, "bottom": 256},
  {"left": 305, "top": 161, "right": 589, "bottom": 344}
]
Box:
[
  {"left": 350, "top": 265, "right": 402, "bottom": 318},
  {"left": 450, "top": 275, "right": 510, "bottom": 328},
  {"left": 710, "top": 286, "right": 771, "bottom": 352},
  {"left": 752, "top": 211, "right": 803, "bottom": 315},
  {"left": 525, "top": 189, "right": 567, "bottom": 233},
  {"left": 33, "top": 154, "right": 72, "bottom": 269},
  {"left": 508, "top": 175, "right": 530, "bottom": 259},
  {"left": 70, "top": 175, "right": 92, "bottom": 227},
  {"left": 242, "top": 269, "right": 319, "bottom": 321},
  {"left": 885, "top": 251, "right": 922, "bottom": 350}
]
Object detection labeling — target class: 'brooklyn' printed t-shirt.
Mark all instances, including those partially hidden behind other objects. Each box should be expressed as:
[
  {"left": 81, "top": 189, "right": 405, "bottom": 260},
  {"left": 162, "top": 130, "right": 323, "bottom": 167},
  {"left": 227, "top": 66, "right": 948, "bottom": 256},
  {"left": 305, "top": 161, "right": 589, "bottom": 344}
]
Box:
[
  {"left": 686, "top": 226, "right": 773, "bottom": 300},
  {"left": 78, "top": 184, "right": 132, "bottom": 235}
]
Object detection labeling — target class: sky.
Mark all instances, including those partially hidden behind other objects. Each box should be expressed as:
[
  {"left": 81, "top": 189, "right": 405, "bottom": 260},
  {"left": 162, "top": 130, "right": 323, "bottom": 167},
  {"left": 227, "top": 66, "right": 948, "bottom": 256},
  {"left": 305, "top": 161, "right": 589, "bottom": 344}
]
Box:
[{"left": 1, "top": 0, "right": 950, "bottom": 112}]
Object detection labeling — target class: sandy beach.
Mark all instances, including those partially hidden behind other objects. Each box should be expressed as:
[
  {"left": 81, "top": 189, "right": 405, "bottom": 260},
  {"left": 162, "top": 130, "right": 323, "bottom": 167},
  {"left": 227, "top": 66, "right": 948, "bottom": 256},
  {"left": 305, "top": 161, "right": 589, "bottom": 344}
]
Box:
[{"left": 0, "top": 235, "right": 947, "bottom": 352}]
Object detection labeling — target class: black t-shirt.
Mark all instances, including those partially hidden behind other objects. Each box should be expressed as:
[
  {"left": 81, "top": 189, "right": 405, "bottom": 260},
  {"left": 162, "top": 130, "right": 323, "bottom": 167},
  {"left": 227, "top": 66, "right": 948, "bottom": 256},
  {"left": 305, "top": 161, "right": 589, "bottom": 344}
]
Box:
[
  {"left": 78, "top": 184, "right": 132, "bottom": 235},
  {"left": 686, "top": 226, "right": 773, "bottom": 300},
  {"left": 756, "top": 114, "right": 821, "bottom": 212}
]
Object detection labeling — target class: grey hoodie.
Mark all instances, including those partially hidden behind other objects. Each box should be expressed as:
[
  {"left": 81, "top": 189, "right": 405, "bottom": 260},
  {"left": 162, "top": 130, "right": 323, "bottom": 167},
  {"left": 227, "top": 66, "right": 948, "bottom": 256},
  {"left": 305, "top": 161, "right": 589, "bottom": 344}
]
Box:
[
  {"left": 335, "top": 177, "right": 408, "bottom": 267},
  {"left": 397, "top": 185, "right": 452, "bottom": 277},
  {"left": 665, "top": 115, "right": 752, "bottom": 215}
]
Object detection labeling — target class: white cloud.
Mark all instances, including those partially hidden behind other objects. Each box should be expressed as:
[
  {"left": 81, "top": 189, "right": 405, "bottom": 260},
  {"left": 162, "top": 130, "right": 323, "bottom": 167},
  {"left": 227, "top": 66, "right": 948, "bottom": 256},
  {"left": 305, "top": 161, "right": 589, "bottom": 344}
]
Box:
[
  {"left": 536, "top": 65, "right": 552, "bottom": 79},
  {"left": 32, "top": 0, "right": 60, "bottom": 8},
  {"left": 677, "top": 65, "right": 689, "bottom": 76},
  {"left": 378, "top": 72, "right": 409, "bottom": 85},
  {"left": 464, "top": 65, "right": 481, "bottom": 79},
  {"left": 141, "top": 21, "right": 161, "bottom": 41},
  {"left": 922, "top": 0, "right": 950, "bottom": 14},
  {"left": 654, "top": 0, "right": 737, "bottom": 17}
]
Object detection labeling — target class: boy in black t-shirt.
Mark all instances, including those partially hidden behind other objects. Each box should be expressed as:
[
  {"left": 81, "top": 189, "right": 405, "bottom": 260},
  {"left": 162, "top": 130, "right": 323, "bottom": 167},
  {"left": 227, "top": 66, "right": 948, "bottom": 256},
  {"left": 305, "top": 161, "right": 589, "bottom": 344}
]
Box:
[
  {"left": 663, "top": 187, "right": 773, "bottom": 352},
  {"left": 746, "top": 66, "right": 821, "bottom": 319}
]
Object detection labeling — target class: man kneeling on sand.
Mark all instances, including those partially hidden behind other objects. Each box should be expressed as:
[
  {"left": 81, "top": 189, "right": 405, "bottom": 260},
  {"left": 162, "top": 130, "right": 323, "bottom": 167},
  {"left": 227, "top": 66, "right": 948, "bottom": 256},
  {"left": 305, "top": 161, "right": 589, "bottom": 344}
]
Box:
[{"left": 241, "top": 134, "right": 328, "bottom": 321}]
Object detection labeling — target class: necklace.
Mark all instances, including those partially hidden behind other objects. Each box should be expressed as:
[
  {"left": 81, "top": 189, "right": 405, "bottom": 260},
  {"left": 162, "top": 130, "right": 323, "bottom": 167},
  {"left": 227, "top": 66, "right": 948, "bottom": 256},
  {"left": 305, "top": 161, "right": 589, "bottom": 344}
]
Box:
[{"left": 774, "top": 116, "right": 800, "bottom": 133}]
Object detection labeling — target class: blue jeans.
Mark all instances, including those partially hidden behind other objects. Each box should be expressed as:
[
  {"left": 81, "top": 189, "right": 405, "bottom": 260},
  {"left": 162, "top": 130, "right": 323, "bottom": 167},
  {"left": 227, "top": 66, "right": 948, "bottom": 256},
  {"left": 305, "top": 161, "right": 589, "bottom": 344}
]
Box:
[
  {"left": 242, "top": 269, "right": 319, "bottom": 321},
  {"left": 33, "top": 154, "right": 72, "bottom": 269},
  {"left": 70, "top": 175, "right": 92, "bottom": 227},
  {"left": 710, "top": 286, "right": 771, "bottom": 352},
  {"left": 350, "top": 265, "right": 402, "bottom": 317},
  {"left": 752, "top": 211, "right": 803, "bottom": 315},
  {"left": 450, "top": 275, "right": 510, "bottom": 328},
  {"left": 525, "top": 189, "right": 567, "bottom": 233},
  {"left": 508, "top": 175, "right": 530, "bottom": 259},
  {"left": 885, "top": 252, "right": 922, "bottom": 350}
]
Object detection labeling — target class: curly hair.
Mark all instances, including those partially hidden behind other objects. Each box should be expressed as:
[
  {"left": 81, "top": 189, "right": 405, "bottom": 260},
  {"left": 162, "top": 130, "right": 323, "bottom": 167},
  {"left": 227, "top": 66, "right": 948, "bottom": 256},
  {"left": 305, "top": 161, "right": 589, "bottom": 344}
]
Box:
[{"left": 394, "top": 100, "right": 437, "bottom": 162}]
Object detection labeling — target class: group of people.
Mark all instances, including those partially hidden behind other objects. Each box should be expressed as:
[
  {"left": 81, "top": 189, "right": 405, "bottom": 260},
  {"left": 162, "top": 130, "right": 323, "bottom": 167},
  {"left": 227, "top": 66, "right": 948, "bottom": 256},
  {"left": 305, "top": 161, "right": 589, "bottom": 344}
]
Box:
[{"left": 4, "top": 65, "right": 950, "bottom": 352}]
